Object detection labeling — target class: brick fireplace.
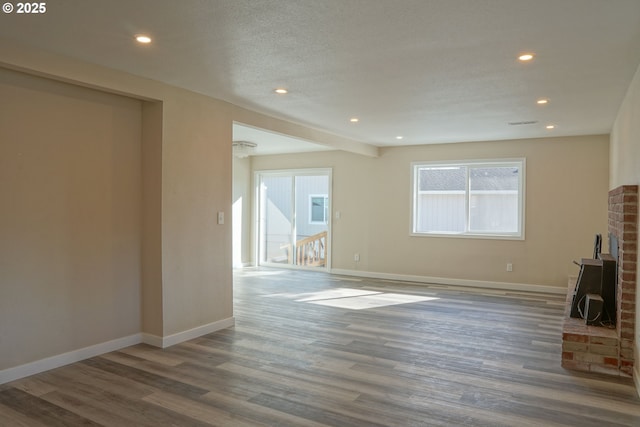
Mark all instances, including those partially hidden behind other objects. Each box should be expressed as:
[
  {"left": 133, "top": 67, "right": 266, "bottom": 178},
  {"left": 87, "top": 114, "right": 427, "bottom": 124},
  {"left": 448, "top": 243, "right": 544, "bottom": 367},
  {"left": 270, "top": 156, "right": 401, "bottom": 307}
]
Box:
[
  {"left": 562, "top": 185, "right": 638, "bottom": 376},
  {"left": 609, "top": 185, "right": 638, "bottom": 375}
]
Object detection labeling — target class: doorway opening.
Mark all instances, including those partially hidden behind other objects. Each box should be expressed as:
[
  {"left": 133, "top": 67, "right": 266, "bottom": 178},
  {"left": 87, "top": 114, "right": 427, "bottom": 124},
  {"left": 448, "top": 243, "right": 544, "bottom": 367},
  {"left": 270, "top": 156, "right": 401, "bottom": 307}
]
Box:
[{"left": 256, "top": 169, "right": 331, "bottom": 270}]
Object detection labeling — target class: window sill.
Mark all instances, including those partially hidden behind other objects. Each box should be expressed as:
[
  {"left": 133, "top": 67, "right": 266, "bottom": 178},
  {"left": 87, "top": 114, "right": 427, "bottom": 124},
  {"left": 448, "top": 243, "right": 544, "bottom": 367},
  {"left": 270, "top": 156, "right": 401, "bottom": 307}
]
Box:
[{"left": 410, "top": 232, "right": 524, "bottom": 241}]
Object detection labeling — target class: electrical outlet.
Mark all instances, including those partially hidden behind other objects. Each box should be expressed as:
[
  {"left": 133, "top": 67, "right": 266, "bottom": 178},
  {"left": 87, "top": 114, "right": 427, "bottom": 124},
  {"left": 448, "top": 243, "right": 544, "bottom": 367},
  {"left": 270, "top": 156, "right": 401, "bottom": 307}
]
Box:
[
  {"left": 354, "top": 253, "right": 360, "bottom": 262},
  {"left": 506, "top": 263, "right": 513, "bottom": 272}
]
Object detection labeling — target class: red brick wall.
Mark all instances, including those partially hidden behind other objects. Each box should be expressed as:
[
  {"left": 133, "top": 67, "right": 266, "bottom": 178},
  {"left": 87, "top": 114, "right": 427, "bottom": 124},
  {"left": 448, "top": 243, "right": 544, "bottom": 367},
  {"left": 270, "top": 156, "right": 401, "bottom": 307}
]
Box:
[{"left": 608, "top": 185, "right": 638, "bottom": 376}]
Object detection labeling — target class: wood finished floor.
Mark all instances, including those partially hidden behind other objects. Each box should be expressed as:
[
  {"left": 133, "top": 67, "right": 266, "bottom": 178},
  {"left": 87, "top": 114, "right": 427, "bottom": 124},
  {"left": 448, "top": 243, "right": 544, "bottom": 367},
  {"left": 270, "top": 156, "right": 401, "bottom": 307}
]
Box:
[{"left": 2, "top": 268, "right": 640, "bottom": 426}]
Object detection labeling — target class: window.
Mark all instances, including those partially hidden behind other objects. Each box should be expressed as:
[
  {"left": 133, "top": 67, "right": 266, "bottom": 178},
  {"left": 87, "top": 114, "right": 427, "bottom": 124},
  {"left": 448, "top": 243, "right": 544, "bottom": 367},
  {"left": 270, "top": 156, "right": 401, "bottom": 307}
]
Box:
[
  {"left": 411, "top": 159, "right": 525, "bottom": 239},
  {"left": 309, "top": 195, "right": 329, "bottom": 224}
]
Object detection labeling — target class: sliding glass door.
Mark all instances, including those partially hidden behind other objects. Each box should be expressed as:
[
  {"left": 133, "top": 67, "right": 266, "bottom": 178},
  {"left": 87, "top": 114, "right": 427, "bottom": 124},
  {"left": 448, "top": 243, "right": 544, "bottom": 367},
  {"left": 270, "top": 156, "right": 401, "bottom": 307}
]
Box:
[{"left": 257, "top": 169, "right": 331, "bottom": 269}]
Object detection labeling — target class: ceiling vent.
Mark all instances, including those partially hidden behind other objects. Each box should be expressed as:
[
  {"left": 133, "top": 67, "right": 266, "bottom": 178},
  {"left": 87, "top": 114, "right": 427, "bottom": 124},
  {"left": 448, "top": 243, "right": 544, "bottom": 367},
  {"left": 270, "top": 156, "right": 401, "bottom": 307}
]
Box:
[{"left": 232, "top": 141, "right": 257, "bottom": 158}]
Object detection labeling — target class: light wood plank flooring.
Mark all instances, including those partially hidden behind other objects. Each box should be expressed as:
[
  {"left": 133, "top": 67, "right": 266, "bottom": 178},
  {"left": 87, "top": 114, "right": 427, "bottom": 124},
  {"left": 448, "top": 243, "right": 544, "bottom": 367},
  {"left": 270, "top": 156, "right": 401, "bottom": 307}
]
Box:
[{"left": 2, "top": 268, "right": 640, "bottom": 426}]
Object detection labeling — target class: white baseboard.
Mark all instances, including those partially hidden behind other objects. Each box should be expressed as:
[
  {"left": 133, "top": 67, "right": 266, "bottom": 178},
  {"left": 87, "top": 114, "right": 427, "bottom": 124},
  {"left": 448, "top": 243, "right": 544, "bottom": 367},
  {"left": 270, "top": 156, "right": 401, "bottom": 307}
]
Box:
[
  {"left": 0, "top": 334, "right": 142, "bottom": 385},
  {"left": 140, "top": 332, "right": 164, "bottom": 348},
  {"left": 330, "top": 268, "right": 567, "bottom": 295},
  {"left": 143, "top": 317, "right": 236, "bottom": 348},
  {"left": 0, "top": 317, "right": 236, "bottom": 385},
  {"left": 233, "top": 263, "right": 252, "bottom": 269}
]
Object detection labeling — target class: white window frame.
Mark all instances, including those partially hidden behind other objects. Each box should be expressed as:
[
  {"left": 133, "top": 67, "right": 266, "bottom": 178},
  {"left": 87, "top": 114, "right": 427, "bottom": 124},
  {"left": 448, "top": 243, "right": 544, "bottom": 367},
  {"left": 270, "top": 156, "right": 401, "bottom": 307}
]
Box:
[
  {"left": 411, "top": 158, "right": 526, "bottom": 240},
  {"left": 309, "top": 194, "right": 329, "bottom": 224}
]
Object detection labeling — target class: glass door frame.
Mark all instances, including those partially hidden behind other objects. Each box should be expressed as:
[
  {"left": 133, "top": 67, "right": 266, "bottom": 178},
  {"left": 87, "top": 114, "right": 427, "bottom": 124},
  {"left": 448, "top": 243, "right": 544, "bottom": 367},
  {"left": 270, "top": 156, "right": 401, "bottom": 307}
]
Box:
[{"left": 254, "top": 168, "right": 332, "bottom": 271}]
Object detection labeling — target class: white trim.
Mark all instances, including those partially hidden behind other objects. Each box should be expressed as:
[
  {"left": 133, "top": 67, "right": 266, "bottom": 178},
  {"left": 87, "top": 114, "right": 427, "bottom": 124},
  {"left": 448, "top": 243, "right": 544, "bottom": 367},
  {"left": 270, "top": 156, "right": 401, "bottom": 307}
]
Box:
[
  {"left": 233, "top": 262, "right": 254, "bottom": 268},
  {"left": 0, "top": 333, "right": 142, "bottom": 385},
  {"left": 141, "top": 333, "right": 164, "bottom": 348},
  {"left": 155, "top": 317, "right": 235, "bottom": 348},
  {"left": 254, "top": 167, "right": 333, "bottom": 177},
  {"left": 329, "top": 268, "right": 567, "bottom": 295},
  {"left": 408, "top": 231, "right": 524, "bottom": 241},
  {"left": 0, "top": 317, "right": 236, "bottom": 385}
]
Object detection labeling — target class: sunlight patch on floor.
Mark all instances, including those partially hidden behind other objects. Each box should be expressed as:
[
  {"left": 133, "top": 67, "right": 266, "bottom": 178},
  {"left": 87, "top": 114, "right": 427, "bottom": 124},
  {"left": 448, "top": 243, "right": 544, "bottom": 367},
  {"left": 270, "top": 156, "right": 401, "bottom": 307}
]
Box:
[
  {"left": 266, "top": 287, "right": 439, "bottom": 310},
  {"left": 296, "top": 288, "right": 381, "bottom": 302}
]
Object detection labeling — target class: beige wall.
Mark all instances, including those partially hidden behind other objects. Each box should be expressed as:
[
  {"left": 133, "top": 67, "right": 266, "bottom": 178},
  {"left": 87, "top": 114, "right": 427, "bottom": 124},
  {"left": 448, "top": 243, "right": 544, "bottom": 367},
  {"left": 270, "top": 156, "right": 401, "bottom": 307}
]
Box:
[
  {"left": 161, "top": 92, "right": 233, "bottom": 335},
  {"left": 610, "top": 62, "right": 640, "bottom": 381},
  {"left": 252, "top": 135, "right": 610, "bottom": 288},
  {"left": 0, "top": 68, "right": 142, "bottom": 370},
  {"left": 141, "top": 101, "right": 164, "bottom": 337},
  {"left": 232, "top": 156, "right": 253, "bottom": 267},
  {"left": 0, "top": 41, "right": 235, "bottom": 372}
]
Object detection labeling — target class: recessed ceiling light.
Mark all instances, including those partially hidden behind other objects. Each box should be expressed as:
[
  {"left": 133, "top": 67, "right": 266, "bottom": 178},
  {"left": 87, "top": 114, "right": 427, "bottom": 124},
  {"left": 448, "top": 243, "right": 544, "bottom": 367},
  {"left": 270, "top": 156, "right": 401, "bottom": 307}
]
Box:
[
  {"left": 537, "top": 98, "right": 549, "bottom": 105},
  {"left": 518, "top": 53, "right": 534, "bottom": 62},
  {"left": 135, "top": 35, "right": 152, "bottom": 44},
  {"left": 349, "top": 117, "right": 359, "bottom": 123},
  {"left": 396, "top": 136, "right": 404, "bottom": 140},
  {"left": 274, "top": 88, "right": 288, "bottom": 94},
  {"left": 546, "top": 125, "right": 555, "bottom": 129}
]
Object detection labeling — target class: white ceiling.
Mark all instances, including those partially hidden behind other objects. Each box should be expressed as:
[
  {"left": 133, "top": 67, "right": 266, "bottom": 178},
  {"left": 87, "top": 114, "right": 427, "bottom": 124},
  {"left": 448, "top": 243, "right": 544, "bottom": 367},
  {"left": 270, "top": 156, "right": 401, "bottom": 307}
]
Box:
[{"left": 2, "top": 0, "right": 640, "bottom": 154}]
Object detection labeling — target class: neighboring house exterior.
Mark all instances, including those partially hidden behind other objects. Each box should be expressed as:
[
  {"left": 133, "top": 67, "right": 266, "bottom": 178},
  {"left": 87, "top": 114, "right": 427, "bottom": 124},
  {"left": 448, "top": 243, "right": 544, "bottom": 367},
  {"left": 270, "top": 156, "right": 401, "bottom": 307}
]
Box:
[{"left": 416, "top": 165, "right": 520, "bottom": 234}]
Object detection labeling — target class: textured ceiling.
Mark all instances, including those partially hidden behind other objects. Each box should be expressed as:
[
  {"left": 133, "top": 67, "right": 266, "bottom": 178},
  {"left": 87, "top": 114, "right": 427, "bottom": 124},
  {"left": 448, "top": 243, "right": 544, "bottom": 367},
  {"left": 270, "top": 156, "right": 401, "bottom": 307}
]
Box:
[{"left": 1, "top": 0, "right": 640, "bottom": 150}]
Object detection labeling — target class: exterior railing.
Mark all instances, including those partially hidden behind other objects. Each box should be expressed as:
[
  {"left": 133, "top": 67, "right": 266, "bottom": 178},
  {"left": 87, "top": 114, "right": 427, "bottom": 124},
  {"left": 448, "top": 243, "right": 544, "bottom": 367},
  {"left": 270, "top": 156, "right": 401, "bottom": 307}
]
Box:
[{"left": 282, "top": 231, "right": 327, "bottom": 267}]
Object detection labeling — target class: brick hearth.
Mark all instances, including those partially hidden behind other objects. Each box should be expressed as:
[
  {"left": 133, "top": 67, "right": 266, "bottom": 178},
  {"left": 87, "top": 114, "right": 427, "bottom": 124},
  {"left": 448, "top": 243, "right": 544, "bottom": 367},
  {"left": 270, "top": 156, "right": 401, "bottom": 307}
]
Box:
[{"left": 562, "top": 185, "right": 638, "bottom": 376}]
